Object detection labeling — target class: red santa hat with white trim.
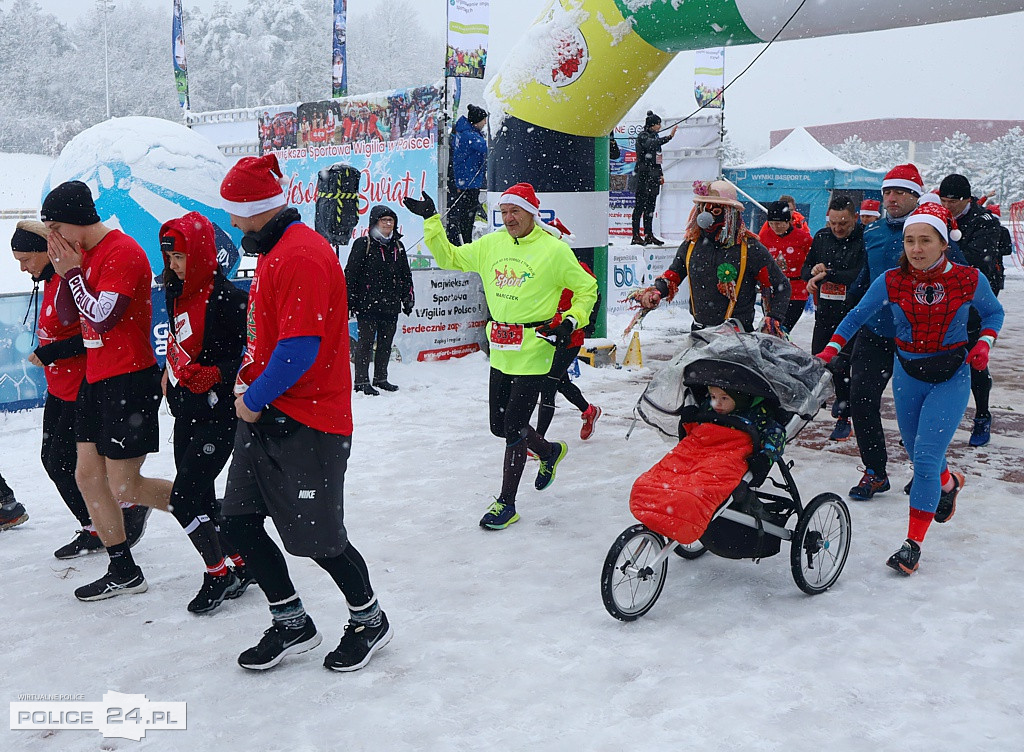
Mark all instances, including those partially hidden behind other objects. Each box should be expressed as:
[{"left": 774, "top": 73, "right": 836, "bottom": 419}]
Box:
[
  {"left": 904, "top": 197, "right": 962, "bottom": 242},
  {"left": 882, "top": 163, "right": 924, "bottom": 195},
  {"left": 859, "top": 199, "right": 881, "bottom": 217},
  {"left": 220, "top": 154, "right": 288, "bottom": 217},
  {"left": 497, "top": 182, "right": 574, "bottom": 241}
]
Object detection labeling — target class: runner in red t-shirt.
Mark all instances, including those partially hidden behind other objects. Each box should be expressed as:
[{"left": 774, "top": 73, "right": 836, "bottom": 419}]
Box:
[
  {"left": 11, "top": 220, "right": 101, "bottom": 557},
  {"left": 218, "top": 154, "right": 391, "bottom": 672},
  {"left": 44, "top": 180, "right": 171, "bottom": 602}
]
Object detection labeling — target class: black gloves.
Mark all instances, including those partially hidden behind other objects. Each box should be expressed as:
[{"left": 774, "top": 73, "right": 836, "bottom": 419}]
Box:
[
  {"left": 402, "top": 296, "right": 414, "bottom": 316},
  {"left": 535, "top": 315, "right": 576, "bottom": 348},
  {"left": 403, "top": 192, "right": 437, "bottom": 219}
]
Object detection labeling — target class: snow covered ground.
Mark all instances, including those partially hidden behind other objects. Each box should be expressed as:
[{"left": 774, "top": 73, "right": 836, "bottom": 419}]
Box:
[{"left": 2, "top": 295, "right": 1024, "bottom": 750}]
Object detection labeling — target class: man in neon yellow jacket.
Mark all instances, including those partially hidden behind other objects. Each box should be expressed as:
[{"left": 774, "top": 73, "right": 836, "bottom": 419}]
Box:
[{"left": 405, "top": 183, "right": 598, "bottom": 530}]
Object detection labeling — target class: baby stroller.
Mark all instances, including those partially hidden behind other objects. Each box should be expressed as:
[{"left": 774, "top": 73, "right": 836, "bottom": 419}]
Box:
[{"left": 601, "top": 322, "right": 851, "bottom": 621}]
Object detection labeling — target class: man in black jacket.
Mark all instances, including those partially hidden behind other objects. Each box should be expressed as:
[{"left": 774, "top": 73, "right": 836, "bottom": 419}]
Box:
[
  {"left": 631, "top": 111, "right": 677, "bottom": 246},
  {"left": 939, "top": 174, "right": 1003, "bottom": 446},
  {"left": 345, "top": 205, "right": 414, "bottom": 395},
  {"left": 802, "top": 195, "right": 866, "bottom": 441}
]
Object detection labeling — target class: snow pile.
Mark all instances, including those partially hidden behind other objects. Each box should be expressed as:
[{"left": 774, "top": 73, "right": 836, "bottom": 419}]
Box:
[{"left": 45, "top": 116, "right": 228, "bottom": 207}]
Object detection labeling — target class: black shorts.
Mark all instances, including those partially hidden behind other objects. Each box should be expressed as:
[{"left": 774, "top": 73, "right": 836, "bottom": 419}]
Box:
[
  {"left": 75, "top": 365, "right": 162, "bottom": 460},
  {"left": 221, "top": 420, "right": 351, "bottom": 558}
]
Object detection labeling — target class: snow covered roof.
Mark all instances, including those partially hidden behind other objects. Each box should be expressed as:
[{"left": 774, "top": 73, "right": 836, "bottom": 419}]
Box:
[{"left": 733, "top": 127, "right": 869, "bottom": 172}]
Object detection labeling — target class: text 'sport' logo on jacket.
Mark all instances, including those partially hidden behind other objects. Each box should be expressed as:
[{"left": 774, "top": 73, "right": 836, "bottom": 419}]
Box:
[{"left": 493, "top": 266, "right": 533, "bottom": 289}]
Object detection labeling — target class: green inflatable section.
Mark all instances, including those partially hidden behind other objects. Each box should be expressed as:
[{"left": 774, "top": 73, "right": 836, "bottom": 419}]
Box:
[{"left": 611, "top": 0, "right": 761, "bottom": 51}]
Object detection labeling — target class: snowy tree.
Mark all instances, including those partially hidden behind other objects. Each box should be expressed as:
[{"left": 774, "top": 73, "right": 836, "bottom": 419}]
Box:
[
  {"left": 346, "top": 0, "right": 443, "bottom": 95},
  {"left": 720, "top": 134, "right": 745, "bottom": 167},
  {"left": 978, "top": 127, "right": 1024, "bottom": 205},
  {"left": 864, "top": 141, "right": 907, "bottom": 172},
  {"left": 832, "top": 135, "right": 871, "bottom": 166},
  {"left": 925, "top": 131, "right": 972, "bottom": 186}
]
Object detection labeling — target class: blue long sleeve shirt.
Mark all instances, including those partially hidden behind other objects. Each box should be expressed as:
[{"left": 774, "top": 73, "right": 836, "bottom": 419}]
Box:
[{"left": 242, "top": 336, "right": 321, "bottom": 413}]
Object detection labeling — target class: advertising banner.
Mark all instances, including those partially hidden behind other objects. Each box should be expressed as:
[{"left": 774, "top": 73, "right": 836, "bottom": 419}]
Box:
[
  {"left": 446, "top": 0, "right": 490, "bottom": 79},
  {"left": 0, "top": 293, "right": 46, "bottom": 412},
  {"left": 605, "top": 245, "right": 687, "bottom": 319},
  {"left": 609, "top": 120, "right": 659, "bottom": 239},
  {"left": 694, "top": 47, "right": 725, "bottom": 108},
  {"left": 332, "top": 0, "right": 348, "bottom": 98},
  {"left": 172, "top": 0, "right": 190, "bottom": 110},
  {"left": 400, "top": 269, "right": 487, "bottom": 362}
]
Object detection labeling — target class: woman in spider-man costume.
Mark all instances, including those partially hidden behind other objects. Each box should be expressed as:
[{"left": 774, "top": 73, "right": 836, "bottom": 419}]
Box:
[{"left": 817, "top": 200, "right": 1003, "bottom": 576}]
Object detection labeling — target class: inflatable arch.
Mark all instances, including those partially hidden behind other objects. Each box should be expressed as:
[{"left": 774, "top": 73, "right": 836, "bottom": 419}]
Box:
[{"left": 485, "top": 0, "right": 1024, "bottom": 335}]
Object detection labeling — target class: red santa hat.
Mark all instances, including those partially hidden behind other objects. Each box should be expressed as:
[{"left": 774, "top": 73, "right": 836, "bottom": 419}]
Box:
[
  {"left": 497, "top": 182, "right": 574, "bottom": 240},
  {"left": 904, "top": 199, "right": 961, "bottom": 242},
  {"left": 859, "top": 199, "right": 881, "bottom": 217},
  {"left": 882, "top": 163, "right": 924, "bottom": 195},
  {"left": 220, "top": 154, "right": 288, "bottom": 217}
]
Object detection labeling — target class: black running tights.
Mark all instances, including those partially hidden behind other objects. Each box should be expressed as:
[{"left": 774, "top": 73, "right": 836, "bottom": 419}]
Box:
[
  {"left": 41, "top": 394, "right": 91, "bottom": 526},
  {"left": 223, "top": 513, "right": 374, "bottom": 607},
  {"left": 488, "top": 368, "right": 552, "bottom": 502},
  {"left": 536, "top": 346, "right": 588, "bottom": 437}
]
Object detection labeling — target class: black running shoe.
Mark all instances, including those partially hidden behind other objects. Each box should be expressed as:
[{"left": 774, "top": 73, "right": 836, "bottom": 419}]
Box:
[
  {"left": 935, "top": 473, "right": 964, "bottom": 524},
  {"left": 886, "top": 539, "right": 921, "bottom": 576},
  {"left": 123, "top": 505, "right": 152, "bottom": 549},
  {"left": 0, "top": 499, "right": 28, "bottom": 531},
  {"left": 74, "top": 568, "right": 148, "bottom": 601},
  {"left": 373, "top": 380, "right": 399, "bottom": 392},
  {"left": 228, "top": 565, "right": 257, "bottom": 598},
  {"left": 54, "top": 529, "right": 105, "bottom": 559},
  {"left": 323, "top": 613, "right": 393, "bottom": 672},
  {"left": 187, "top": 571, "right": 244, "bottom": 614},
  {"left": 238, "top": 619, "right": 321, "bottom": 670}
]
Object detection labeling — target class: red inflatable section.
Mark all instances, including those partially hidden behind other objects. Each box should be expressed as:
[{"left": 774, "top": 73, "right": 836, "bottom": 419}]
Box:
[{"left": 629, "top": 422, "right": 753, "bottom": 544}]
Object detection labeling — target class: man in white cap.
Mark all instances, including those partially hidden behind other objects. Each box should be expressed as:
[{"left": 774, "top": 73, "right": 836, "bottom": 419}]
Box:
[
  {"left": 218, "top": 154, "right": 392, "bottom": 673},
  {"left": 637, "top": 179, "right": 791, "bottom": 334},
  {"left": 405, "top": 183, "right": 598, "bottom": 530}
]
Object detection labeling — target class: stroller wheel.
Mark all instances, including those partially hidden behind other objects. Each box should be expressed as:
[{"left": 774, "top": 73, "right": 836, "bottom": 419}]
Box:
[
  {"left": 601, "top": 524, "right": 669, "bottom": 621},
  {"left": 673, "top": 541, "right": 708, "bottom": 560},
  {"left": 790, "top": 493, "right": 851, "bottom": 595}
]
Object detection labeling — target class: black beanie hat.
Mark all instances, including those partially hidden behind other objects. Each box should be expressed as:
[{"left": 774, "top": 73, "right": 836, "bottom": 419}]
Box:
[
  {"left": 467, "top": 104, "right": 487, "bottom": 125},
  {"left": 645, "top": 110, "right": 662, "bottom": 129},
  {"left": 12, "top": 227, "right": 48, "bottom": 253},
  {"left": 766, "top": 201, "right": 792, "bottom": 223},
  {"left": 938, "top": 174, "right": 972, "bottom": 200},
  {"left": 40, "top": 180, "right": 101, "bottom": 226}
]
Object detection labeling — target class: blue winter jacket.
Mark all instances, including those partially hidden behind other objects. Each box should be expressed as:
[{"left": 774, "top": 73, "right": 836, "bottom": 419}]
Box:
[
  {"left": 849, "top": 215, "right": 965, "bottom": 337},
  {"left": 452, "top": 116, "right": 487, "bottom": 189}
]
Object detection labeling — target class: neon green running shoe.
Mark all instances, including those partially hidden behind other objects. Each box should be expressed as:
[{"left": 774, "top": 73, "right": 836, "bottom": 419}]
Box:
[
  {"left": 480, "top": 498, "right": 520, "bottom": 530},
  {"left": 534, "top": 441, "right": 568, "bottom": 491}
]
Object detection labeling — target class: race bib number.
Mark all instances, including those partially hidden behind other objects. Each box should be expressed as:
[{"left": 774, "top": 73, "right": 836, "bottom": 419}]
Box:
[
  {"left": 489, "top": 322, "right": 524, "bottom": 351},
  {"left": 819, "top": 282, "right": 847, "bottom": 301},
  {"left": 165, "top": 329, "right": 191, "bottom": 386}
]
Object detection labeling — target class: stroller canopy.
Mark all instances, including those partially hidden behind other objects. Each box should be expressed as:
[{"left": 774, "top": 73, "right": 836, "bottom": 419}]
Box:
[{"left": 636, "top": 322, "right": 834, "bottom": 440}]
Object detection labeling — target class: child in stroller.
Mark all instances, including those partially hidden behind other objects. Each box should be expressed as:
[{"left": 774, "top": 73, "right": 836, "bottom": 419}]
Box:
[
  {"left": 629, "top": 361, "right": 787, "bottom": 550},
  {"left": 601, "top": 324, "right": 851, "bottom": 621}
]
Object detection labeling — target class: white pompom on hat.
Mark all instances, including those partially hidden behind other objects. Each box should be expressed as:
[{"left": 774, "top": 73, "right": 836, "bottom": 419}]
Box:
[
  {"left": 904, "top": 199, "right": 961, "bottom": 242},
  {"left": 220, "top": 154, "right": 288, "bottom": 217}
]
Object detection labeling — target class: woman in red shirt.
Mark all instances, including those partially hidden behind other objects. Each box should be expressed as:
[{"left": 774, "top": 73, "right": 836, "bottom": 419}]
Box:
[{"left": 759, "top": 201, "right": 813, "bottom": 333}]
